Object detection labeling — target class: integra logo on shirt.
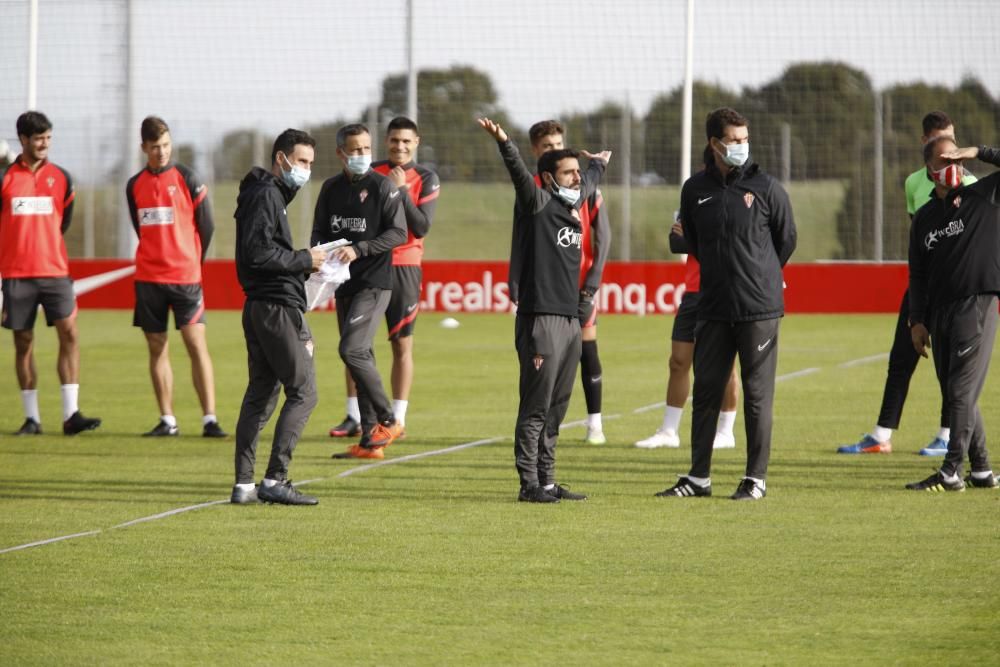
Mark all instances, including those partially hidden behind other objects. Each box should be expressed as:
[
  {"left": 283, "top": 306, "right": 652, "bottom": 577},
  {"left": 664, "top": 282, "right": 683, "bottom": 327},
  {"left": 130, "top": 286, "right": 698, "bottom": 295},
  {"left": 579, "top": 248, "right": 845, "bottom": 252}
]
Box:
[
  {"left": 556, "top": 226, "right": 583, "bottom": 249},
  {"left": 139, "top": 207, "right": 175, "bottom": 226},
  {"left": 924, "top": 218, "right": 964, "bottom": 250},
  {"left": 11, "top": 197, "right": 54, "bottom": 215},
  {"left": 329, "top": 215, "right": 366, "bottom": 234}
]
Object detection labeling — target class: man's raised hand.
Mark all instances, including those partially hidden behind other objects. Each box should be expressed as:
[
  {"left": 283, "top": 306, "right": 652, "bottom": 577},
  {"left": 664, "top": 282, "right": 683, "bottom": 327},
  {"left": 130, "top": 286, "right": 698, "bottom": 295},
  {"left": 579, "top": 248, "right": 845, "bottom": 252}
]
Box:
[
  {"left": 477, "top": 117, "right": 508, "bottom": 142},
  {"left": 582, "top": 149, "right": 613, "bottom": 165}
]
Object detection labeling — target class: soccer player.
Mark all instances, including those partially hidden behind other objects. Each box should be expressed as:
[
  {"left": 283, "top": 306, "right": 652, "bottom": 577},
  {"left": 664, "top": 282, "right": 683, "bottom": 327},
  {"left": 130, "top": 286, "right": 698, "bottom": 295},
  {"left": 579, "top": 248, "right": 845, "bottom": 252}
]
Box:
[
  {"left": 478, "top": 116, "right": 611, "bottom": 503},
  {"left": 656, "top": 107, "right": 796, "bottom": 501},
  {"left": 126, "top": 116, "right": 225, "bottom": 438},
  {"left": 328, "top": 117, "right": 439, "bottom": 439},
  {"left": 906, "top": 138, "right": 1000, "bottom": 491},
  {"left": 838, "top": 111, "right": 976, "bottom": 456},
  {"left": 312, "top": 123, "right": 407, "bottom": 460},
  {"left": 508, "top": 120, "right": 611, "bottom": 445},
  {"left": 0, "top": 111, "right": 101, "bottom": 436},
  {"left": 635, "top": 211, "right": 740, "bottom": 450},
  {"left": 231, "top": 128, "right": 325, "bottom": 506}
]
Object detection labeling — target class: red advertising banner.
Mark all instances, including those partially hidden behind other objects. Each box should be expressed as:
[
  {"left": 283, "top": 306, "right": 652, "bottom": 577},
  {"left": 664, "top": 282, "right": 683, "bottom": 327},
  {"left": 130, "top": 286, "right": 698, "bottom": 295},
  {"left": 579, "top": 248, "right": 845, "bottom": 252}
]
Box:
[{"left": 65, "top": 259, "right": 909, "bottom": 314}]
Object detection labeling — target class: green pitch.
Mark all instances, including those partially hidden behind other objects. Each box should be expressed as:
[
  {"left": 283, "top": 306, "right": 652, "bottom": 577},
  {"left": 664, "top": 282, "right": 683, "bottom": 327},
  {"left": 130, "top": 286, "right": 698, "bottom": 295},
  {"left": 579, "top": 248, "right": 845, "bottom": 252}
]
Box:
[{"left": 1, "top": 311, "right": 998, "bottom": 665}]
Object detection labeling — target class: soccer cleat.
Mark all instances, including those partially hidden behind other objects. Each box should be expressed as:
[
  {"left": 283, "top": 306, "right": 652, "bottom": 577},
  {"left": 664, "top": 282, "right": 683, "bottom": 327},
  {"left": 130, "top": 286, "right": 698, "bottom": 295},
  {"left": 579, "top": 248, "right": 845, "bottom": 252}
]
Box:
[
  {"left": 368, "top": 420, "right": 403, "bottom": 447},
  {"left": 202, "top": 421, "right": 227, "bottom": 438},
  {"left": 14, "top": 418, "right": 42, "bottom": 436},
  {"left": 518, "top": 486, "right": 560, "bottom": 503},
  {"left": 547, "top": 484, "right": 588, "bottom": 501},
  {"left": 63, "top": 411, "right": 101, "bottom": 435},
  {"left": 713, "top": 432, "right": 736, "bottom": 449},
  {"left": 905, "top": 471, "right": 965, "bottom": 492},
  {"left": 329, "top": 416, "right": 361, "bottom": 438},
  {"left": 963, "top": 472, "right": 999, "bottom": 489},
  {"left": 837, "top": 434, "right": 891, "bottom": 454},
  {"left": 332, "top": 444, "right": 385, "bottom": 460},
  {"left": 635, "top": 429, "right": 680, "bottom": 449},
  {"left": 731, "top": 478, "right": 766, "bottom": 501},
  {"left": 230, "top": 485, "right": 260, "bottom": 504},
  {"left": 257, "top": 480, "right": 318, "bottom": 505},
  {"left": 143, "top": 420, "right": 179, "bottom": 437},
  {"left": 585, "top": 427, "right": 607, "bottom": 445},
  {"left": 655, "top": 476, "right": 712, "bottom": 498},
  {"left": 919, "top": 437, "right": 949, "bottom": 457}
]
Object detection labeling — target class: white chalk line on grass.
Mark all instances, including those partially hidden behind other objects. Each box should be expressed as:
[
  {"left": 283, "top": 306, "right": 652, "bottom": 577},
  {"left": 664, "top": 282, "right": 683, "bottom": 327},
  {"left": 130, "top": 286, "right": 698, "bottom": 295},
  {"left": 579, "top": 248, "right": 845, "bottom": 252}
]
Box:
[{"left": 1, "top": 351, "right": 884, "bottom": 556}]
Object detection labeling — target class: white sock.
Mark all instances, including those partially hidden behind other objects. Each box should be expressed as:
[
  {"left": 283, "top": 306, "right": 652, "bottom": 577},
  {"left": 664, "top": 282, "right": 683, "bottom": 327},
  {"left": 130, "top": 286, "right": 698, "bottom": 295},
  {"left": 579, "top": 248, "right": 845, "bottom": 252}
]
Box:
[
  {"left": 872, "top": 426, "right": 893, "bottom": 443},
  {"left": 716, "top": 410, "right": 737, "bottom": 436},
  {"left": 203, "top": 414, "right": 217, "bottom": 425},
  {"left": 261, "top": 478, "right": 279, "bottom": 488},
  {"left": 587, "top": 413, "right": 602, "bottom": 431},
  {"left": 685, "top": 475, "right": 710, "bottom": 487},
  {"left": 393, "top": 399, "right": 409, "bottom": 426},
  {"left": 747, "top": 476, "right": 766, "bottom": 490},
  {"left": 60, "top": 384, "right": 79, "bottom": 420},
  {"left": 346, "top": 396, "right": 361, "bottom": 422},
  {"left": 971, "top": 470, "right": 993, "bottom": 479},
  {"left": 161, "top": 415, "right": 177, "bottom": 427},
  {"left": 937, "top": 427, "right": 950, "bottom": 441},
  {"left": 21, "top": 389, "right": 40, "bottom": 422},
  {"left": 661, "top": 405, "right": 683, "bottom": 433},
  {"left": 941, "top": 471, "right": 960, "bottom": 483},
  {"left": 235, "top": 482, "right": 255, "bottom": 491}
]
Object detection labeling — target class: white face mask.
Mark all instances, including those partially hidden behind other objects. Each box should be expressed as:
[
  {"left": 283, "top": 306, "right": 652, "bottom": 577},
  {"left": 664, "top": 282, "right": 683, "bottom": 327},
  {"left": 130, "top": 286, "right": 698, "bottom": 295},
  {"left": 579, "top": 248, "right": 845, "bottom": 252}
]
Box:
[
  {"left": 345, "top": 154, "right": 372, "bottom": 175},
  {"left": 715, "top": 139, "right": 750, "bottom": 167},
  {"left": 547, "top": 175, "right": 581, "bottom": 206},
  {"left": 280, "top": 153, "right": 310, "bottom": 189}
]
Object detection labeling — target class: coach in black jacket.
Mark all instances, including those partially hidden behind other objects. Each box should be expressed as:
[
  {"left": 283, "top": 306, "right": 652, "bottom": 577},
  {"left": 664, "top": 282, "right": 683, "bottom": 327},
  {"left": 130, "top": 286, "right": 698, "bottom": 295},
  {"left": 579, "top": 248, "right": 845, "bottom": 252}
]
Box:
[
  {"left": 231, "top": 128, "right": 325, "bottom": 506},
  {"left": 658, "top": 107, "right": 796, "bottom": 502},
  {"left": 905, "top": 138, "right": 1000, "bottom": 492}
]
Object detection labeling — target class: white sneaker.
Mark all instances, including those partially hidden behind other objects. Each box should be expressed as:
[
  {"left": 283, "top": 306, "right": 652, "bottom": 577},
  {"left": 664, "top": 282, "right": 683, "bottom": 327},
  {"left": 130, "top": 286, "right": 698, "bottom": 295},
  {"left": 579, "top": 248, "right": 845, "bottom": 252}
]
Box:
[
  {"left": 713, "top": 432, "right": 736, "bottom": 449},
  {"left": 585, "top": 427, "right": 607, "bottom": 445},
  {"left": 635, "top": 429, "right": 680, "bottom": 449}
]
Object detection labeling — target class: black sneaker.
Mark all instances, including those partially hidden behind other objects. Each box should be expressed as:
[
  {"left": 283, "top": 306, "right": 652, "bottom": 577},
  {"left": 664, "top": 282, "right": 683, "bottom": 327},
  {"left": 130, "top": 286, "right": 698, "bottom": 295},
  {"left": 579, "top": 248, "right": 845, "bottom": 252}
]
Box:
[
  {"left": 230, "top": 485, "right": 260, "bottom": 504},
  {"left": 329, "top": 416, "right": 361, "bottom": 437},
  {"left": 14, "top": 418, "right": 42, "bottom": 435},
  {"left": 548, "top": 484, "right": 587, "bottom": 501},
  {"left": 202, "top": 421, "right": 227, "bottom": 438},
  {"left": 655, "top": 476, "right": 712, "bottom": 498},
  {"left": 906, "top": 471, "right": 965, "bottom": 492},
  {"left": 143, "top": 420, "right": 179, "bottom": 437},
  {"left": 731, "top": 478, "right": 767, "bottom": 501},
  {"left": 63, "top": 411, "right": 101, "bottom": 435},
  {"left": 257, "top": 480, "right": 319, "bottom": 506},
  {"left": 518, "top": 485, "right": 559, "bottom": 503},
  {"left": 963, "top": 472, "right": 998, "bottom": 489}
]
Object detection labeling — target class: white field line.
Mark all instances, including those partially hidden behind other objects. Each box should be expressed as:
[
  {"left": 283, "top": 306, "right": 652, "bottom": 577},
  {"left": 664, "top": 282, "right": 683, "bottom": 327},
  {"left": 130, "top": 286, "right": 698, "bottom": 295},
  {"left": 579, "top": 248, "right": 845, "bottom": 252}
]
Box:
[
  {"left": 0, "top": 352, "right": 876, "bottom": 556},
  {"left": 839, "top": 352, "right": 889, "bottom": 368}
]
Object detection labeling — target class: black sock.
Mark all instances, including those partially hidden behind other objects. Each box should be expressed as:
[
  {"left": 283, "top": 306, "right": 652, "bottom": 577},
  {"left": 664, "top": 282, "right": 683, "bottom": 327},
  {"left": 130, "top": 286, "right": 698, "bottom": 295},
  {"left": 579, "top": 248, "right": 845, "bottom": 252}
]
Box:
[{"left": 580, "top": 340, "right": 603, "bottom": 414}]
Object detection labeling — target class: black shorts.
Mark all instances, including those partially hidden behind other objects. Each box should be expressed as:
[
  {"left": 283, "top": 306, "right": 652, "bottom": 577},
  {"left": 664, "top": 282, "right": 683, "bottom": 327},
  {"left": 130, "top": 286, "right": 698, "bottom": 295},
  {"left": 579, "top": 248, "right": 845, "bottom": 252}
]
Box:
[
  {"left": 671, "top": 290, "right": 701, "bottom": 343},
  {"left": 1, "top": 277, "right": 76, "bottom": 330},
  {"left": 133, "top": 281, "right": 206, "bottom": 333},
  {"left": 386, "top": 265, "right": 421, "bottom": 340},
  {"left": 578, "top": 295, "right": 599, "bottom": 329}
]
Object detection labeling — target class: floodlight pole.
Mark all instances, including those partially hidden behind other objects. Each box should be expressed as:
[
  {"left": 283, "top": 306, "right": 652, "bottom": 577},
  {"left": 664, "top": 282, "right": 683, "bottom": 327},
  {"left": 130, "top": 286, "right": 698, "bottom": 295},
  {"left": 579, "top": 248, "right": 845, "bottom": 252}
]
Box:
[
  {"left": 873, "top": 92, "right": 884, "bottom": 262},
  {"left": 27, "top": 0, "right": 38, "bottom": 108},
  {"left": 680, "top": 0, "right": 694, "bottom": 183},
  {"left": 119, "top": 0, "right": 139, "bottom": 258},
  {"left": 406, "top": 0, "right": 417, "bottom": 124}
]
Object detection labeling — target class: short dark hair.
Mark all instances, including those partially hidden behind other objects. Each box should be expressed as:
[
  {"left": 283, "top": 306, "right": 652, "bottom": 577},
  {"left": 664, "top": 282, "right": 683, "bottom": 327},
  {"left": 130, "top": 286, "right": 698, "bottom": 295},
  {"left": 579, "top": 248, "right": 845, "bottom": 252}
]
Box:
[
  {"left": 537, "top": 148, "right": 579, "bottom": 179},
  {"left": 529, "top": 120, "right": 564, "bottom": 147},
  {"left": 271, "top": 128, "right": 316, "bottom": 164},
  {"left": 387, "top": 116, "right": 418, "bottom": 135},
  {"left": 140, "top": 116, "right": 170, "bottom": 143},
  {"left": 922, "top": 111, "right": 953, "bottom": 136},
  {"left": 922, "top": 134, "right": 957, "bottom": 165},
  {"left": 16, "top": 111, "right": 52, "bottom": 138},
  {"left": 336, "top": 123, "right": 370, "bottom": 149},
  {"left": 705, "top": 107, "right": 748, "bottom": 141}
]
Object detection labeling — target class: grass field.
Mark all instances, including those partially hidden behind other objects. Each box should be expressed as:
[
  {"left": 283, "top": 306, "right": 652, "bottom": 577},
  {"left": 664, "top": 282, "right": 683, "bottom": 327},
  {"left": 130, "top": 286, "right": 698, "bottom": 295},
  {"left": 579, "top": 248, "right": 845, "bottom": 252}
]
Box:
[{"left": 2, "top": 311, "right": 999, "bottom": 665}]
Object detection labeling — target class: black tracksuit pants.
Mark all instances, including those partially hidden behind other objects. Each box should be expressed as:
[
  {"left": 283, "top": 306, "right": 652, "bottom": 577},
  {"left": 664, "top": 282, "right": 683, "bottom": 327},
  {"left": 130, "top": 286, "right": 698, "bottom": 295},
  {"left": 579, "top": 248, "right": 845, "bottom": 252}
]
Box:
[
  {"left": 235, "top": 300, "right": 319, "bottom": 484},
  {"left": 514, "top": 313, "right": 581, "bottom": 489},
  {"left": 877, "top": 289, "right": 948, "bottom": 430},
  {"left": 690, "top": 318, "right": 780, "bottom": 480},
  {"left": 930, "top": 294, "right": 997, "bottom": 477},
  {"left": 336, "top": 287, "right": 394, "bottom": 432}
]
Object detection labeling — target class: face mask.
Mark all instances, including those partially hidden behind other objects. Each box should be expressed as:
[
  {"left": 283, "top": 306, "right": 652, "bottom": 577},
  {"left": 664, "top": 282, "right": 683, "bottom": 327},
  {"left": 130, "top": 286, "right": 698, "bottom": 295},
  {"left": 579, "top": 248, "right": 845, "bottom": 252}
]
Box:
[
  {"left": 715, "top": 139, "right": 750, "bottom": 167},
  {"left": 280, "top": 153, "right": 310, "bottom": 189},
  {"left": 547, "top": 176, "right": 581, "bottom": 206},
  {"left": 930, "top": 163, "right": 963, "bottom": 189},
  {"left": 345, "top": 154, "right": 372, "bottom": 175}
]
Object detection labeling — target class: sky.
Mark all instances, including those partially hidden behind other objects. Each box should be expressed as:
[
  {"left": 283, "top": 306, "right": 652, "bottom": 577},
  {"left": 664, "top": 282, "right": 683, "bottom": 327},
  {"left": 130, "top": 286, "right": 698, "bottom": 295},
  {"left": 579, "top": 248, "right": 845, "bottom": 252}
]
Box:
[{"left": 0, "top": 0, "right": 997, "bottom": 178}]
